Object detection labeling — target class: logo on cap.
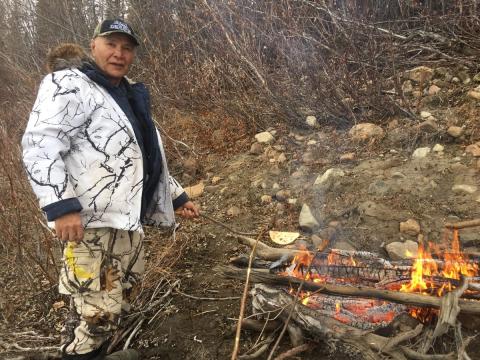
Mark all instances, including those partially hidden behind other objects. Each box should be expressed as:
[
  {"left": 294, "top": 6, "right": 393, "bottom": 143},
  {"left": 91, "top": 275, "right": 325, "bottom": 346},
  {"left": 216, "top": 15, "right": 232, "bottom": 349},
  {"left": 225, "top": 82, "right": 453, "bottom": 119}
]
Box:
[{"left": 109, "top": 20, "right": 132, "bottom": 35}]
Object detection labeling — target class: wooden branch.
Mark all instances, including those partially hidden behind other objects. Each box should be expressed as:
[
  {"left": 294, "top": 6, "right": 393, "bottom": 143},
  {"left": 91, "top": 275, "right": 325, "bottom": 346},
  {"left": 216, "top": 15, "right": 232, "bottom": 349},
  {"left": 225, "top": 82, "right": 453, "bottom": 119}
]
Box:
[
  {"left": 444, "top": 219, "right": 480, "bottom": 229},
  {"left": 400, "top": 347, "right": 455, "bottom": 360},
  {"left": 232, "top": 234, "right": 302, "bottom": 261},
  {"left": 382, "top": 324, "right": 423, "bottom": 353},
  {"left": 238, "top": 319, "right": 282, "bottom": 333},
  {"left": 217, "top": 266, "right": 480, "bottom": 315},
  {"left": 273, "top": 343, "right": 312, "bottom": 360}
]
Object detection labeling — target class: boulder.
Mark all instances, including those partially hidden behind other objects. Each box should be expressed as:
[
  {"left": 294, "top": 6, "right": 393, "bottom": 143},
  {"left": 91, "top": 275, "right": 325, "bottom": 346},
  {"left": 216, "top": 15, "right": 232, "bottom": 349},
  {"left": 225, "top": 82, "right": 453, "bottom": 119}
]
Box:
[
  {"left": 349, "top": 123, "right": 384, "bottom": 141},
  {"left": 299, "top": 204, "right": 320, "bottom": 231},
  {"left": 386, "top": 240, "right": 418, "bottom": 261},
  {"left": 400, "top": 219, "right": 421, "bottom": 236}
]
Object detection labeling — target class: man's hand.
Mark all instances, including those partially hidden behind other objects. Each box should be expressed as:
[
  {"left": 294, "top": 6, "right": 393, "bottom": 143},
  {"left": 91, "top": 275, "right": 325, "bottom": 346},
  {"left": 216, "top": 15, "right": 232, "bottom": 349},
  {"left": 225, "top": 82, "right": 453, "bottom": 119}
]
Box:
[
  {"left": 176, "top": 201, "right": 200, "bottom": 219},
  {"left": 55, "top": 212, "right": 84, "bottom": 242}
]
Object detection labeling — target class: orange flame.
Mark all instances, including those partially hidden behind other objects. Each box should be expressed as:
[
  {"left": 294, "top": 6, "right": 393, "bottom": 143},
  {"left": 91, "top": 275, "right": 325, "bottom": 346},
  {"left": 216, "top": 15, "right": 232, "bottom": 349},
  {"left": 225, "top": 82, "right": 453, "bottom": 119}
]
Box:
[{"left": 401, "top": 229, "right": 478, "bottom": 297}]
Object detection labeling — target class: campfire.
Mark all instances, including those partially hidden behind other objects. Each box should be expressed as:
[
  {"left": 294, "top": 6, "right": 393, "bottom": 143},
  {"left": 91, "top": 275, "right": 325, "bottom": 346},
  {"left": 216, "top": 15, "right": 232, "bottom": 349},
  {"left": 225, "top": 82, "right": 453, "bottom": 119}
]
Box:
[{"left": 220, "top": 222, "right": 480, "bottom": 359}]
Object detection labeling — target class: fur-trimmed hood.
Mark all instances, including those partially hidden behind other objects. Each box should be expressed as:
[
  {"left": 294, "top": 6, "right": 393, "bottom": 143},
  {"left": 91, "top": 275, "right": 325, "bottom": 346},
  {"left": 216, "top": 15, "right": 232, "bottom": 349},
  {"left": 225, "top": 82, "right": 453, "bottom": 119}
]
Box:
[{"left": 46, "top": 43, "right": 90, "bottom": 73}]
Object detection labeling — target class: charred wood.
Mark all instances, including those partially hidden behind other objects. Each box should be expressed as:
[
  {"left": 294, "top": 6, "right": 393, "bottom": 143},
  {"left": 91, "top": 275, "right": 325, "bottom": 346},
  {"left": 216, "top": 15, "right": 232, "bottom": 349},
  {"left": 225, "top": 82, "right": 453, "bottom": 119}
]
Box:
[{"left": 218, "top": 266, "right": 480, "bottom": 315}]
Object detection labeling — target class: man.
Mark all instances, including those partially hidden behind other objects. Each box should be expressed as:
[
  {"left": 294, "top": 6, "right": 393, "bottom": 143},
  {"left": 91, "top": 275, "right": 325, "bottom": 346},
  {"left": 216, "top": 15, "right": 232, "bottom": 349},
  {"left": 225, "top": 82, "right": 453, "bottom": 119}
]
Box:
[{"left": 22, "top": 19, "right": 199, "bottom": 359}]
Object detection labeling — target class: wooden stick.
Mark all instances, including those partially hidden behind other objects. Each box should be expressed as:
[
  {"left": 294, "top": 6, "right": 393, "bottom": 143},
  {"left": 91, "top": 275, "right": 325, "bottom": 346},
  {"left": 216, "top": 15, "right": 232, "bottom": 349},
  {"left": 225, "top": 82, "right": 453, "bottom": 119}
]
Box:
[
  {"left": 231, "top": 227, "right": 268, "bottom": 360},
  {"left": 273, "top": 343, "right": 312, "bottom": 360},
  {"left": 218, "top": 266, "right": 480, "bottom": 315},
  {"left": 444, "top": 219, "right": 480, "bottom": 229},
  {"left": 232, "top": 234, "right": 301, "bottom": 261}
]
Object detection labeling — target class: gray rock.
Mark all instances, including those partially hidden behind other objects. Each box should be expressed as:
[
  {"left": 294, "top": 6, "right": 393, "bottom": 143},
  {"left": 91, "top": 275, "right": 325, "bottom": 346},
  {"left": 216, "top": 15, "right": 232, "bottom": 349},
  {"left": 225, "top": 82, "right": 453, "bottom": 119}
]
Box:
[
  {"left": 255, "top": 131, "right": 274, "bottom": 144},
  {"left": 400, "top": 219, "right": 421, "bottom": 236},
  {"left": 275, "top": 190, "right": 290, "bottom": 202},
  {"left": 299, "top": 204, "right": 320, "bottom": 231},
  {"left": 349, "top": 123, "right": 384, "bottom": 141},
  {"left": 468, "top": 90, "right": 480, "bottom": 100},
  {"left": 249, "top": 142, "right": 263, "bottom": 155},
  {"left": 412, "top": 147, "right": 431, "bottom": 159},
  {"left": 417, "top": 120, "right": 438, "bottom": 133},
  {"left": 466, "top": 142, "right": 480, "bottom": 157},
  {"left": 386, "top": 240, "right": 418, "bottom": 261},
  {"left": 420, "top": 111, "right": 432, "bottom": 119},
  {"left": 432, "top": 144, "right": 444, "bottom": 153},
  {"left": 260, "top": 195, "right": 272, "bottom": 204},
  {"left": 447, "top": 126, "right": 464, "bottom": 138},
  {"left": 306, "top": 115, "right": 317, "bottom": 127},
  {"left": 314, "top": 168, "right": 345, "bottom": 186}
]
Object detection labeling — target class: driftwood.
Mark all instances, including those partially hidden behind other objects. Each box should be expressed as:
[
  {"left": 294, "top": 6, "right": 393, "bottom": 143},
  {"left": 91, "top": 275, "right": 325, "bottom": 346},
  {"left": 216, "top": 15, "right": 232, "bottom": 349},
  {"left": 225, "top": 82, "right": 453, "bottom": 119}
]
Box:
[{"left": 217, "top": 266, "right": 480, "bottom": 315}]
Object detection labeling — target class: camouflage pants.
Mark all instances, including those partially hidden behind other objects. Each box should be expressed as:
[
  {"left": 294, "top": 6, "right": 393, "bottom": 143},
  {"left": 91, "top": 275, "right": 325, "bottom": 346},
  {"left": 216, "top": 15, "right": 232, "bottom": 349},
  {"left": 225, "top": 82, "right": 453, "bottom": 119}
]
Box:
[{"left": 59, "top": 228, "right": 144, "bottom": 355}]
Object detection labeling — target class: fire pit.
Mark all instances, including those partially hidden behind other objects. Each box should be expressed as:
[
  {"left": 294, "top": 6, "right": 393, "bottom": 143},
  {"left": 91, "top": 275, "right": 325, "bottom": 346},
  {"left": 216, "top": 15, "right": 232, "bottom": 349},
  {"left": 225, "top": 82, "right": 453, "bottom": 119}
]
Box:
[{"left": 220, "top": 226, "right": 480, "bottom": 359}]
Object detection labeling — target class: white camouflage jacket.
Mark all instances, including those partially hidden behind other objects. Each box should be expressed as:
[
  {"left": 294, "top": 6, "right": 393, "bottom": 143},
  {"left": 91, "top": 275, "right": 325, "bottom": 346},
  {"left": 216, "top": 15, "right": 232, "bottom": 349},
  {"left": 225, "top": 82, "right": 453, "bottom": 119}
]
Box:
[{"left": 22, "top": 68, "right": 184, "bottom": 231}]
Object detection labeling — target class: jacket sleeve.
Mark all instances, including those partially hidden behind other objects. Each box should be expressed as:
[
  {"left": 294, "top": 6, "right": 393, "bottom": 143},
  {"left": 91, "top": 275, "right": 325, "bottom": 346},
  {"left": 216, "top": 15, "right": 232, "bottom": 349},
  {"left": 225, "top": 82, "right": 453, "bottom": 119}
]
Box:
[
  {"left": 22, "top": 71, "right": 86, "bottom": 210},
  {"left": 169, "top": 176, "right": 189, "bottom": 210}
]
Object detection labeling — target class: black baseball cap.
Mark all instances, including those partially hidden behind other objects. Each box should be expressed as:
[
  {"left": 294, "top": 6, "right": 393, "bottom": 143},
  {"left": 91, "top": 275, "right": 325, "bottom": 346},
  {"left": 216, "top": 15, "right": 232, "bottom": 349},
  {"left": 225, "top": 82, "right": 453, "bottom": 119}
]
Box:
[{"left": 93, "top": 19, "right": 140, "bottom": 46}]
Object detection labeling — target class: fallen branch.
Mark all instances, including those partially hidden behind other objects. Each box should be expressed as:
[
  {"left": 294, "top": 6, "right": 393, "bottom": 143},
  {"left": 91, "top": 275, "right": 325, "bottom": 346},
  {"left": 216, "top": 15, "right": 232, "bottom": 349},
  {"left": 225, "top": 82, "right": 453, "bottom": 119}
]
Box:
[
  {"left": 381, "top": 324, "right": 423, "bottom": 353},
  {"left": 231, "top": 226, "right": 268, "bottom": 360},
  {"left": 444, "top": 219, "right": 480, "bottom": 230},
  {"left": 238, "top": 334, "right": 275, "bottom": 360},
  {"left": 175, "top": 288, "right": 240, "bottom": 301},
  {"left": 218, "top": 266, "right": 480, "bottom": 315},
  {"left": 273, "top": 343, "right": 312, "bottom": 360},
  {"left": 399, "top": 347, "right": 455, "bottom": 360}
]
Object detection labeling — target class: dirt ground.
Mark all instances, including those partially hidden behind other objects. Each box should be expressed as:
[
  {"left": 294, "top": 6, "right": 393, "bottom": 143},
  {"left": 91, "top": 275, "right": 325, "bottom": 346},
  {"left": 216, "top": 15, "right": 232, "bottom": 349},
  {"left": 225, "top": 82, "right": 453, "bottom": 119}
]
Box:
[{"left": 4, "top": 74, "right": 480, "bottom": 358}]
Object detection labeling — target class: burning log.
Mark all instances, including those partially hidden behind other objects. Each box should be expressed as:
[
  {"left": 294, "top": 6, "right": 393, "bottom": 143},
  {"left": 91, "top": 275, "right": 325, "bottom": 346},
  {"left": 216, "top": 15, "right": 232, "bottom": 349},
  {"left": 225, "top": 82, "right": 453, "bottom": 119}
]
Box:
[
  {"left": 217, "top": 266, "right": 480, "bottom": 315},
  {"left": 252, "top": 283, "right": 414, "bottom": 360}
]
